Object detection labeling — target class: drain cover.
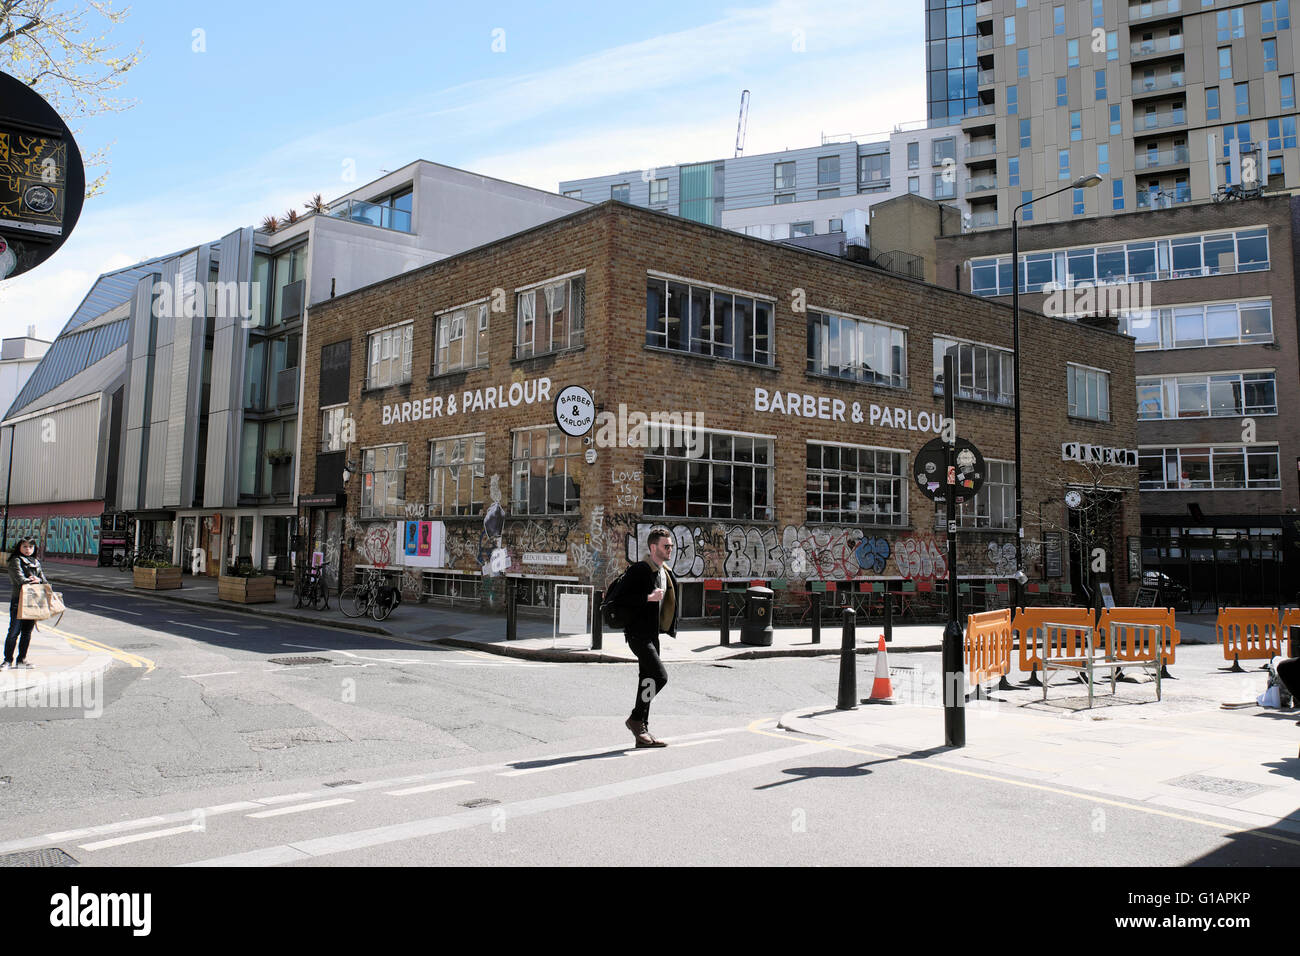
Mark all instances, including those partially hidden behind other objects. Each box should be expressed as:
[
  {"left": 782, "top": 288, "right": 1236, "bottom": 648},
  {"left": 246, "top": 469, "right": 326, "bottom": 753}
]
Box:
[
  {"left": 0, "top": 848, "right": 77, "bottom": 867},
  {"left": 459, "top": 798, "right": 500, "bottom": 809},
  {"left": 268, "top": 656, "right": 331, "bottom": 666},
  {"left": 324, "top": 780, "right": 359, "bottom": 788},
  {"left": 1165, "top": 774, "right": 1272, "bottom": 798}
]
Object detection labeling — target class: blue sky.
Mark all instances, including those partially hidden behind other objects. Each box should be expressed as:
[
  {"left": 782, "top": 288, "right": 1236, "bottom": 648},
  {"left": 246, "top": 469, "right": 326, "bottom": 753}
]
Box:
[{"left": 1, "top": 0, "right": 924, "bottom": 339}]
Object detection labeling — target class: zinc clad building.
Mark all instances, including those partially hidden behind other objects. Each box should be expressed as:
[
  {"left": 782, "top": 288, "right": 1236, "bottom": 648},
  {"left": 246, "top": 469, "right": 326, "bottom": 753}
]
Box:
[{"left": 299, "top": 201, "right": 1139, "bottom": 619}]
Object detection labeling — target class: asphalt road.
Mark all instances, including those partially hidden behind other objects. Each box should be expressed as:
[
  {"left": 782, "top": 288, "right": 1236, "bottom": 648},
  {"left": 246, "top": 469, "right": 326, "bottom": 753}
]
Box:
[{"left": 0, "top": 584, "right": 1294, "bottom": 867}]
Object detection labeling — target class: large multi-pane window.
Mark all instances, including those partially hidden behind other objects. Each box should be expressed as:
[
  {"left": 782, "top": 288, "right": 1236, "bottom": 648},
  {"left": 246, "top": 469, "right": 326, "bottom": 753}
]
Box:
[
  {"left": 645, "top": 275, "right": 773, "bottom": 365},
  {"left": 806, "top": 442, "right": 906, "bottom": 526},
  {"left": 1138, "top": 445, "right": 1281, "bottom": 490},
  {"left": 516, "top": 274, "right": 585, "bottom": 359},
  {"left": 859, "top": 153, "right": 889, "bottom": 189},
  {"left": 1067, "top": 364, "right": 1110, "bottom": 421},
  {"left": 807, "top": 310, "right": 906, "bottom": 387},
  {"left": 250, "top": 244, "right": 309, "bottom": 329},
  {"left": 1216, "top": 8, "right": 1245, "bottom": 41},
  {"left": 511, "top": 427, "right": 581, "bottom": 515},
  {"left": 932, "top": 138, "right": 956, "bottom": 166},
  {"left": 366, "top": 322, "right": 413, "bottom": 389},
  {"left": 643, "top": 431, "right": 772, "bottom": 521},
  {"left": 1268, "top": 116, "right": 1297, "bottom": 149},
  {"left": 969, "top": 228, "right": 1271, "bottom": 295},
  {"left": 817, "top": 155, "right": 840, "bottom": 184},
  {"left": 649, "top": 178, "right": 669, "bottom": 204},
  {"left": 774, "top": 161, "right": 796, "bottom": 190},
  {"left": 429, "top": 434, "right": 486, "bottom": 516},
  {"left": 319, "top": 405, "right": 348, "bottom": 452},
  {"left": 935, "top": 459, "right": 1014, "bottom": 530},
  {"left": 1117, "top": 300, "right": 1274, "bottom": 349},
  {"left": 434, "top": 302, "right": 489, "bottom": 374},
  {"left": 933, "top": 173, "right": 955, "bottom": 199},
  {"left": 1136, "top": 371, "right": 1277, "bottom": 419},
  {"left": 1263, "top": 0, "right": 1291, "bottom": 32},
  {"left": 932, "top": 337, "right": 1015, "bottom": 406},
  {"left": 360, "top": 444, "right": 407, "bottom": 518}
]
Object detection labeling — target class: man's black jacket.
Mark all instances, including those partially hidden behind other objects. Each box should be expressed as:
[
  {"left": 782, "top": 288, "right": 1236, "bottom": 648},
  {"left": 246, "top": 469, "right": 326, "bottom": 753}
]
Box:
[{"left": 619, "top": 560, "right": 679, "bottom": 642}]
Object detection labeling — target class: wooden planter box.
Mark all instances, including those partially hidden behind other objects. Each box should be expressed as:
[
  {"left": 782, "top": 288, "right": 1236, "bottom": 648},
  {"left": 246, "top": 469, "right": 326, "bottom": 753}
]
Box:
[
  {"left": 133, "top": 566, "right": 182, "bottom": 590},
  {"left": 218, "top": 574, "right": 276, "bottom": 604}
]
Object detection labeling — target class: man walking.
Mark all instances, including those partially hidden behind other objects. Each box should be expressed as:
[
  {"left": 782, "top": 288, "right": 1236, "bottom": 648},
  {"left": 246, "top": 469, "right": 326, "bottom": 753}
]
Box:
[{"left": 621, "top": 527, "right": 678, "bottom": 748}]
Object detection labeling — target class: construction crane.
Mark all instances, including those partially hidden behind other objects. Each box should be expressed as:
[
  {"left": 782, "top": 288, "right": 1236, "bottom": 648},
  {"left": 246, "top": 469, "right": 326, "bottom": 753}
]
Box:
[{"left": 735, "top": 90, "right": 750, "bottom": 157}]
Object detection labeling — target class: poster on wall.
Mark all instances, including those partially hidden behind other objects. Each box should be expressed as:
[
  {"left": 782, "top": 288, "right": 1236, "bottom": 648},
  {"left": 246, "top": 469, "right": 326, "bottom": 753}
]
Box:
[
  {"left": 1127, "top": 536, "right": 1141, "bottom": 582},
  {"left": 1043, "top": 532, "right": 1063, "bottom": 579},
  {"left": 401, "top": 521, "right": 446, "bottom": 568}
]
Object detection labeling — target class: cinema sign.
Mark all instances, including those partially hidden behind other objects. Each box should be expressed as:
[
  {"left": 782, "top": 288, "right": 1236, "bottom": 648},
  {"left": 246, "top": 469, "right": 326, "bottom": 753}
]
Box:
[{"left": 1061, "top": 442, "right": 1138, "bottom": 467}]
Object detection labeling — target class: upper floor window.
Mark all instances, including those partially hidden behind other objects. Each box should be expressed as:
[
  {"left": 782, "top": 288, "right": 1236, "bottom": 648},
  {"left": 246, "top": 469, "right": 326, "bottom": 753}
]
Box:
[
  {"left": 932, "top": 138, "right": 956, "bottom": 166},
  {"left": 649, "top": 178, "right": 669, "bottom": 204},
  {"left": 360, "top": 444, "right": 407, "bottom": 519},
  {"left": 516, "top": 274, "right": 585, "bottom": 359},
  {"left": 935, "top": 459, "right": 1015, "bottom": 530},
  {"left": 907, "top": 142, "right": 920, "bottom": 169},
  {"left": 807, "top": 442, "right": 907, "bottom": 527},
  {"left": 1264, "top": 38, "right": 1279, "bottom": 71},
  {"left": 1005, "top": 15, "right": 1016, "bottom": 44},
  {"left": 1216, "top": 8, "right": 1244, "bottom": 41},
  {"left": 807, "top": 309, "right": 906, "bottom": 388},
  {"left": 1067, "top": 38, "right": 1079, "bottom": 67},
  {"left": 817, "top": 155, "right": 840, "bottom": 184},
  {"left": 775, "top": 162, "right": 796, "bottom": 190},
  {"left": 644, "top": 431, "right": 773, "bottom": 521},
  {"left": 859, "top": 153, "right": 889, "bottom": 187},
  {"left": 511, "top": 426, "right": 581, "bottom": 515},
  {"left": 1067, "top": 364, "right": 1111, "bottom": 421},
  {"left": 933, "top": 337, "right": 1014, "bottom": 406},
  {"left": 434, "top": 302, "right": 489, "bottom": 375},
  {"left": 611, "top": 183, "right": 630, "bottom": 202},
  {"left": 563, "top": 189, "right": 582, "bottom": 199},
  {"left": 1263, "top": 0, "right": 1291, "bottom": 32},
  {"left": 429, "top": 434, "right": 486, "bottom": 516},
  {"left": 251, "top": 244, "right": 308, "bottom": 329},
  {"left": 1282, "top": 75, "right": 1296, "bottom": 109},
  {"left": 1053, "top": 5, "right": 1065, "bottom": 34},
  {"left": 319, "top": 405, "right": 348, "bottom": 453},
  {"left": 1118, "top": 299, "right": 1274, "bottom": 350},
  {"left": 366, "top": 322, "right": 412, "bottom": 389},
  {"left": 645, "top": 275, "right": 773, "bottom": 365},
  {"left": 1136, "top": 371, "right": 1277, "bottom": 419},
  {"left": 1139, "top": 445, "right": 1280, "bottom": 491}
]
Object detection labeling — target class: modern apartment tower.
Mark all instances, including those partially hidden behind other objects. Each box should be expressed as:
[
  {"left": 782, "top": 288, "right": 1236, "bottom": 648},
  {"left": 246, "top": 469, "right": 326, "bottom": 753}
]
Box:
[{"left": 932, "top": 0, "right": 1299, "bottom": 228}]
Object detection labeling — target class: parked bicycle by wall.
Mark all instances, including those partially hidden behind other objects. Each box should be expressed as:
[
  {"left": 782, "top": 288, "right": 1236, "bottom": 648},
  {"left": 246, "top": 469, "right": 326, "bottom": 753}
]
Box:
[
  {"left": 294, "top": 564, "right": 330, "bottom": 611},
  {"left": 340, "top": 569, "right": 401, "bottom": 622}
]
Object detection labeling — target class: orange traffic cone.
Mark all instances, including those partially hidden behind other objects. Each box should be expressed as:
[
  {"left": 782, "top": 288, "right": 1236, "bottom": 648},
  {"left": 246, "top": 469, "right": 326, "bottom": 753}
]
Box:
[{"left": 866, "top": 635, "right": 895, "bottom": 704}]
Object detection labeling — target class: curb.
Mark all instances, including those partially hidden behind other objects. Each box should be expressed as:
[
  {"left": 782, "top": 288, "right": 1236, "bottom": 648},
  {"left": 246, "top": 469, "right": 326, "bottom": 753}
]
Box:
[
  {"left": 775, "top": 708, "right": 835, "bottom": 739},
  {"left": 48, "top": 576, "right": 395, "bottom": 638},
  {"left": 433, "top": 636, "right": 944, "bottom": 663}
]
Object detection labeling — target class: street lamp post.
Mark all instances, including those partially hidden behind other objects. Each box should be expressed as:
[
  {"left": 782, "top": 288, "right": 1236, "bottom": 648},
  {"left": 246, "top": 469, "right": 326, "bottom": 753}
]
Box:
[{"left": 1010, "top": 174, "right": 1103, "bottom": 609}]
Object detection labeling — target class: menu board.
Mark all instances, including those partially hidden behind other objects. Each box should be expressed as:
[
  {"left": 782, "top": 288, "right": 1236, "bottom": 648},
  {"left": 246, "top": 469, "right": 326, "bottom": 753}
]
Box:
[
  {"left": 0, "top": 126, "right": 67, "bottom": 236},
  {"left": 1043, "top": 532, "right": 1063, "bottom": 579},
  {"left": 1135, "top": 587, "right": 1159, "bottom": 607}
]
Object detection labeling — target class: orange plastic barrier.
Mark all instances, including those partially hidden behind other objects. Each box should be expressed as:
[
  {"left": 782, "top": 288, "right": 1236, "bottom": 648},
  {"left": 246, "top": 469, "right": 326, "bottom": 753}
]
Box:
[
  {"left": 1216, "top": 607, "right": 1284, "bottom": 668},
  {"left": 1098, "top": 607, "right": 1179, "bottom": 667},
  {"left": 965, "top": 609, "right": 1012, "bottom": 687},
  {"left": 1278, "top": 609, "right": 1300, "bottom": 658},
  {"left": 1012, "top": 607, "right": 1097, "bottom": 674}
]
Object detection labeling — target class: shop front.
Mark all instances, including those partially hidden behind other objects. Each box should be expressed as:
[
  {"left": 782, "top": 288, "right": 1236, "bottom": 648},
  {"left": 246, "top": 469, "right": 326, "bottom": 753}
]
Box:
[{"left": 299, "top": 493, "right": 345, "bottom": 590}]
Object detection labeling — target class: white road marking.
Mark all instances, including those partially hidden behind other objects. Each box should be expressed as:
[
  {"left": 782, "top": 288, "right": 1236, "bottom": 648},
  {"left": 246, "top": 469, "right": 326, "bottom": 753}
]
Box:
[
  {"left": 252, "top": 791, "right": 317, "bottom": 805},
  {"left": 46, "top": 817, "right": 169, "bottom": 841},
  {"left": 282, "top": 643, "right": 330, "bottom": 651},
  {"left": 183, "top": 671, "right": 239, "bottom": 679},
  {"left": 384, "top": 780, "right": 475, "bottom": 797},
  {"left": 80, "top": 824, "right": 202, "bottom": 851},
  {"left": 670, "top": 738, "right": 724, "bottom": 747},
  {"left": 90, "top": 604, "right": 141, "bottom": 616},
  {"left": 169, "top": 621, "right": 238, "bottom": 636},
  {"left": 499, "top": 765, "right": 567, "bottom": 777},
  {"left": 247, "top": 798, "right": 354, "bottom": 819}
]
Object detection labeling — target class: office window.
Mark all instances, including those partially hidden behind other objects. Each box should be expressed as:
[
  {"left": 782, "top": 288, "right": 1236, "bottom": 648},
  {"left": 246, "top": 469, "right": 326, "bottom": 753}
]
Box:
[
  {"left": 1020, "top": 119, "right": 1031, "bottom": 148},
  {"left": 792, "top": 221, "right": 815, "bottom": 237},
  {"left": 429, "top": 435, "right": 486, "bottom": 516},
  {"left": 511, "top": 427, "right": 581, "bottom": 516},
  {"left": 1264, "top": 38, "right": 1278, "bottom": 71},
  {"left": 1005, "top": 15, "right": 1016, "bottom": 44},
  {"left": 1021, "top": 190, "right": 1034, "bottom": 222},
  {"left": 807, "top": 443, "right": 907, "bottom": 527},
  {"left": 933, "top": 138, "right": 956, "bottom": 165},
  {"left": 1263, "top": 0, "right": 1291, "bottom": 32},
  {"left": 1110, "top": 103, "right": 1122, "bottom": 134},
  {"left": 806, "top": 310, "right": 907, "bottom": 388},
  {"left": 516, "top": 274, "right": 585, "bottom": 359},
  {"left": 645, "top": 276, "right": 773, "bottom": 365},
  {"left": 1070, "top": 111, "right": 1082, "bottom": 140},
  {"left": 818, "top": 155, "right": 840, "bottom": 185},
  {"left": 1216, "top": 8, "right": 1245, "bottom": 41},
  {"left": 774, "top": 161, "right": 796, "bottom": 190},
  {"left": 933, "top": 173, "right": 955, "bottom": 199},
  {"left": 1112, "top": 179, "right": 1124, "bottom": 210},
  {"left": 1236, "top": 82, "right": 1250, "bottom": 116},
  {"left": 1053, "top": 5, "right": 1065, "bottom": 34},
  {"left": 1098, "top": 143, "right": 1110, "bottom": 174},
  {"left": 319, "top": 405, "right": 348, "bottom": 453},
  {"left": 645, "top": 431, "right": 772, "bottom": 521},
  {"left": 359, "top": 444, "right": 407, "bottom": 518},
  {"left": 775, "top": 192, "right": 795, "bottom": 204},
  {"left": 1059, "top": 149, "right": 1071, "bottom": 179},
  {"left": 1220, "top": 47, "right": 1233, "bottom": 79},
  {"left": 1107, "top": 30, "right": 1118, "bottom": 59},
  {"left": 434, "top": 302, "right": 489, "bottom": 375},
  {"left": 1092, "top": 0, "right": 1104, "bottom": 27},
  {"left": 1008, "top": 156, "right": 1020, "bottom": 186},
  {"left": 1057, "top": 76, "right": 1068, "bottom": 106},
  {"left": 1007, "top": 85, "right": 1018, "bottom": 114},
  {"left": 908, "top": 176, "right": 920, "bottom": 193},
  {"left": 1067, "top": 39, "right": 1079, "bottom": 67},
  {"left": 1095, "top": 69, "right": 1107, "bottom": 100},
  {"left": 366, "top": 323, "right": 413, "bottom": 389},
  {"left": 611, "top": 183, "right": 630, "bottom": 202},
  {"left": 1073, "top": 188, "right": 1085, "bottom": 214},
  {"left": 1268, "top": 116, "right": 1298, "bottom": 148},
  {"left": 649, "top": 178, "right": 668, "bottom": 204},
  {"left": 1018, "top": 49, "right": 1029, "bottom": 77},
  {"left": 1121, "top": 299, "right": 1274, "bottom": 350},
  {"left": 932, "top": 337, "right": 1015, "bottom": 406},
  {"left": 1206, "top": 87, "right": 1220, "bottom": 120},
  {"left": 1138, "top": 445, "right": 1280, "bottom": 491},
  {"left": 1282, "top": 75, "right": 1296, "bottom": 108},
  {"left": 860, "top": 153, "right": 889, "bottom": 187},
  {"left": 1136, "top": 372, "right": 1277, "bottom": 419},
  {"left": 1068, "top": 365, "right": 1110, "bottom": 421},
  {"left": 908, "top": 142, "right": 920, "bottom": 169}
]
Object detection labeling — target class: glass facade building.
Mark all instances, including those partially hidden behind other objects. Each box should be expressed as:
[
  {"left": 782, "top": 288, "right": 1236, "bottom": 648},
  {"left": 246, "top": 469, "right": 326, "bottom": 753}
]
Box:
[{"left": 926, "top": 0, "right": 981, "bottom": 123}]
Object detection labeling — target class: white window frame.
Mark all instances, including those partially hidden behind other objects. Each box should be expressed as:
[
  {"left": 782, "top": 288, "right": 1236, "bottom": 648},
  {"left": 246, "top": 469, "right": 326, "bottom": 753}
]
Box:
[
  {"left": 429, "top": 433, "right": 487, "bottom": 516},
  {"left": 510, "top": 425, "right": 582, "bottom": 516},
  {"left": 1067, "top": 363, "right": 1111, "bottom": 421},
  {"left": 319, "top": 404, "right": 348, "bottom": 453},
  {"left": 933, "top": 337, "right": 1015, "bottom": 406},
  {"left": 642, "top": 429, "right": 775, "bottom": 521},
  {"left": 806, "top": 440, "right": 908, "bottom": 527},
  {"left": 1139, "top": 444, "right": 1281, "bottom": 491},
  {"left": 649, "top": 178, "right": 669, "bottom": 204},
  {"left": 366, "top": 322, "right": 413, "bottom": 389},
  {"left": 434, "top": 300, "right": 489, "bottom": 374},
  {"left": 807, "top": 308, "right": 908, "bottom": 389},
  {"left": 515, "top": 273, "right": 585, "bottom": 359},
  {"left": 1136, "top": 370, "right": 1277, "bottom": 419},
  {"left": 360, "top": 443, "right": 408, "bottom": 518},
  {"left": 1119, "top": 298, "right": 1273, "bottom": 350}
]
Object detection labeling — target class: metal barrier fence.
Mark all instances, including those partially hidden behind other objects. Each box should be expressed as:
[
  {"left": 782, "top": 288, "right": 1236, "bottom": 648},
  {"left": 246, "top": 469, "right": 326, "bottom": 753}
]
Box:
[{"left": 1098, "top": 607, "right": 1179, "bottom": 675}]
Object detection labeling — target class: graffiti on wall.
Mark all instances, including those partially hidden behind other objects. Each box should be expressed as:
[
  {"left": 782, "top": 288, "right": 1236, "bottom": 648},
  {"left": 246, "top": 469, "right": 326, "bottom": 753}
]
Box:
[
  {"left": 611, "top": 469, "right": 642, "bottom": 510},
  {"left": 3, "top": 514, "right": 101, "bottom": 562},
  {"left": 362, "top": 525, "right": 395, "bottom": 567}
]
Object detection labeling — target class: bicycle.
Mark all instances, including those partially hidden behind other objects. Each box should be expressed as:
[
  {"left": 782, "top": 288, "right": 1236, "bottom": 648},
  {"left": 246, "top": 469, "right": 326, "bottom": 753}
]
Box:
[
  {"left": 340, "top": 570, "right": 402, "bottom": 621},
  {"left": 294, "top": 565, "right": 331, "bottom": 611},
  {"left": 114, "top": 549, "right": 135, "bottom": 571}
]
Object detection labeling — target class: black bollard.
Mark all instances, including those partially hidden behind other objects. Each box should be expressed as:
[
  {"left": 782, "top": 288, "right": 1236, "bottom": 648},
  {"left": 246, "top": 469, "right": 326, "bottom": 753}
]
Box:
[
  {"left": 883, "top": 590, "right": 893, "bottom": 644},
  {"left": 720, "top": 591, "right": 730, "bottom": 646},
  {"left": 592, "top": 588, "right": 603, "bottom": 651},
  {"left": 942, "top": 617, "right": 966, "bottom": 746},
  {"left": 836, "top": 607, "right": 858, "bottom": 710},
  {"left": 811, "top": 591, "right": 822, "bottom": 644},
  {"left": 506, "top": 579, "right": 517, "bottom": 641}
]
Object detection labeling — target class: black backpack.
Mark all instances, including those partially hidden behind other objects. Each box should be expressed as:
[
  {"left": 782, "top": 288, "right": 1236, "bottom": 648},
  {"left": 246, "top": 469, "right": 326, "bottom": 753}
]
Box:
[{"left": 600, "top": 563, "right": 643, "bottom": 629}]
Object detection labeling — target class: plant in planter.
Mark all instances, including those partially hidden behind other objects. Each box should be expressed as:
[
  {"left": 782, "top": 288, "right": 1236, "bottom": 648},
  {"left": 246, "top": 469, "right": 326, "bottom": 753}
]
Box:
[
  {"left": 133, "top": 559, "right": 182, "bottom": 590},
  {"left": 260, "top": 215, "right": 281, "bottom": 234},
  {"left": 304, "top": 193, "right": 327, "bottom": 214},
  {"left": 218, "top": 565, "right": 276, "bottom": 603},
  {"left": 265, "top": 448, "right": 294, "bottom": 466}
]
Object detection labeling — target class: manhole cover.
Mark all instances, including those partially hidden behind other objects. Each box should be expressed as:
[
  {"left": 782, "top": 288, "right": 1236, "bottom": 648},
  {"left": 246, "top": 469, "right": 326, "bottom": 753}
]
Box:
[
  {"left": 324, "top": 780, "right": 359, "bottom": 788},
  {"left": 268, "top": 656, "right": 331, "bottom": 666},
  {"left": 459, "top": 798, "right": 500, "bottom": 809},
  {"left": 1165, "top": 774, "right": 1272, "bottom": 798},
  {"left": 0, "top": 848, "right": 77, "bottom": 867}
]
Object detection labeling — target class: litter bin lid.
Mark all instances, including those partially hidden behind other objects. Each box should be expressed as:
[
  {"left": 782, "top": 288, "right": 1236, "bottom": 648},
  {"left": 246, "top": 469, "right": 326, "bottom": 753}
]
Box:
[{"left": 747, "top": 586, "right": 774, "bottom": 596}]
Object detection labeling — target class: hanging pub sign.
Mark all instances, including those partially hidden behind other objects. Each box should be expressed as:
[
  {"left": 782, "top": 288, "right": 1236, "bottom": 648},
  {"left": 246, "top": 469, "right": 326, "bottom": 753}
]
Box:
[
  {"left": 0, "top": 72, "right": 86, "bottom": 281},
  {"left": 913, "top": 436, "right": 985, "bottom": 504}
]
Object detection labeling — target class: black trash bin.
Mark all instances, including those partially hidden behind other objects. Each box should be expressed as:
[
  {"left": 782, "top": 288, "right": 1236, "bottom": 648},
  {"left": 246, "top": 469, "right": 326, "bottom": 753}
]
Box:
[{"left": 741, "top": 586, "right": 774, "bottom": 646}]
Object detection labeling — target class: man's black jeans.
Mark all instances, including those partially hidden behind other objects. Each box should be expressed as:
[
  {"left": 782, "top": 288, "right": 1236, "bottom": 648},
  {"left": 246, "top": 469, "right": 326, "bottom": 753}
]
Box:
[{"left": 628, "top": 635, "right": 668, "bottom": 723}]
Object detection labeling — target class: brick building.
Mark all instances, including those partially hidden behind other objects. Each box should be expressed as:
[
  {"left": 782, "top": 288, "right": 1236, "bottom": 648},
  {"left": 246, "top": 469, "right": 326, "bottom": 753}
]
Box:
[
  {"left": 936, "top": 193, "right": 1299, "bottom": 607},
  {"left": 298, "top": 201, "right": 1140, "bottom": 620}
]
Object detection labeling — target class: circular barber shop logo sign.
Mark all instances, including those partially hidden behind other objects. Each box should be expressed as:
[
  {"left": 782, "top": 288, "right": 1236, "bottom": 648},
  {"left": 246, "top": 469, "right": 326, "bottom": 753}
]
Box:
[{"left": 554, "top": 385, "right": 595, "bottom": 438}]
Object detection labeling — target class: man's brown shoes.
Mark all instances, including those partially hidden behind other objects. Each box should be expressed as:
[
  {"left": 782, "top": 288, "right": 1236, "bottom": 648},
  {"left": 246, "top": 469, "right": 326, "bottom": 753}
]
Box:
[{"left": 625, "top": 717, "right": 667, "bottom": 748}]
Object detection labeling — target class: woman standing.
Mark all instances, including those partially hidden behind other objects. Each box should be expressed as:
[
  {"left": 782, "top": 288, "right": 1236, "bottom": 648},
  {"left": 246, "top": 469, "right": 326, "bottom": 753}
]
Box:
[{"left": 5, "top": 537, "right": 48, "bottom": 669}]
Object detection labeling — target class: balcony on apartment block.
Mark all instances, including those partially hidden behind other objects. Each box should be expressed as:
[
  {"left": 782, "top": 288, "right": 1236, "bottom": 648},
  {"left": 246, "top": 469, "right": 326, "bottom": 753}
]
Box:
[
  {"left": 1132, "top": 71, "right": 1185, "bottom": 97},
  {"left": 1129, "top": 0, "right": 1182, "bottom": 21},
  {"left": 1131, "top": 33, "right": 1183, "bottom": 57},
  {"left": 1135, "top": 145, "right": 1191, "bottom": 171},
  {"left": 965, "top": 176, "right": 998, "bottom": 194},
  {"left": 1135, "top": 107, "right": 1187, "bottom": 132}
]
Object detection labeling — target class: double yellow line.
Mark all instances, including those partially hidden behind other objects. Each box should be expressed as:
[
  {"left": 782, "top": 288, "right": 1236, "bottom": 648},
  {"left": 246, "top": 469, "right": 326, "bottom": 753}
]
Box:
[{"left": 44, "top": 625, "right": 156, "bottom": 673}]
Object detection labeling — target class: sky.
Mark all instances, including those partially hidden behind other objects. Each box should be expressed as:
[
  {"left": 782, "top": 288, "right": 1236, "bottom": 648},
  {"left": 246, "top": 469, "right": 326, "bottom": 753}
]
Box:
[{"left": 0, "top": 0, "right": 925, "bottom": 341}]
